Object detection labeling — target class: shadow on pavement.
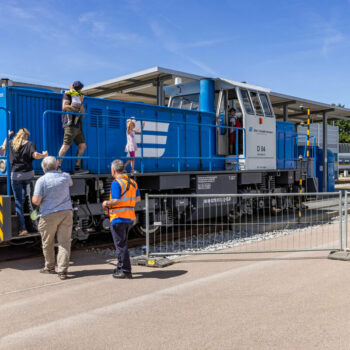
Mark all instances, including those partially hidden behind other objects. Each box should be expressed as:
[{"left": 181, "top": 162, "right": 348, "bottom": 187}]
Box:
[
  {"left": 132, "top": 270, "right": 187, "bottom": 279},
  {"left": 69, "top": 269, "right": 114, "bottom": 278}
]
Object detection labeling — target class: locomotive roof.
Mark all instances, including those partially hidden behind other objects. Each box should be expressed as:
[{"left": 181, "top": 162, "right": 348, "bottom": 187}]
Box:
[{"left": 83, "top": 66, "right": 350, "bottom": 123}]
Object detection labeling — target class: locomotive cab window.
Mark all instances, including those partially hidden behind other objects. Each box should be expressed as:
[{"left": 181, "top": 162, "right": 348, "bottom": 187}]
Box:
[
  {"left": 249, "top": 91, "right": 264, "bottom": 116},
  {"left": 259, "top": 93, "right": 273, "bottom": 117},
  {"left": 239, "top": 89, "right": 254, "bottom": 115}
]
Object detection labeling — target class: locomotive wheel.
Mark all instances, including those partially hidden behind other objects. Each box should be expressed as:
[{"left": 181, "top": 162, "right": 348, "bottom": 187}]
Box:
[{"left": 133, "top": 223, "right": 161, "bottom": 237}]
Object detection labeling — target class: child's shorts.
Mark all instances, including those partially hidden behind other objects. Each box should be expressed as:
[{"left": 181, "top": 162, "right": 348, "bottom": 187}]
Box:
[{"left": 129, "top": 151, "right": 135, "bottom": 159}]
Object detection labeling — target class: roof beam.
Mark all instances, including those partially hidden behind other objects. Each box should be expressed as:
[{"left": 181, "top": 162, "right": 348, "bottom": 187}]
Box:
[
  {"left": 125, "top": 91, "right": 157, "bottom": 99},
  {"left": 89, "top": 74, "right": 174, "bottom": 97},
  {"left": 289, "top": 108, "right": 334, "bottom": 118},
  {"left": 272, "top": 100, "right": 297, "bottom": 108}
]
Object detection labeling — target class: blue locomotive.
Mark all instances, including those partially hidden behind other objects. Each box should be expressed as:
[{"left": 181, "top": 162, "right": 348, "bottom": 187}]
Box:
[{"left": 0, "top": 78, "right": 325, "bottom": 242}]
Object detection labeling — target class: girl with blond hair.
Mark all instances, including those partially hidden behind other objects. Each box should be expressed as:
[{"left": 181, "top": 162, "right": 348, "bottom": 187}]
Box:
[
  {"left": 124, "top": 118, "right": 145, "bottom": 174},
  {"left": 10, "top": 128, "right": 48, "bottom": 236}
]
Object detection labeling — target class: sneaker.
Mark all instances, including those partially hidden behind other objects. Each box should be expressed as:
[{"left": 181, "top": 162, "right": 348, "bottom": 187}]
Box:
[
  {"left": 58, "top": 273, "right": 67, "bottom": 280},
  {"left": 74, "top": 168, "right": 89, "bottom": 175},
  {"left": 112, "top": 271, "right": 132, "bottom": 279},
  {"left": 18, "top": 230, "right": 28, "bottom": 237}
]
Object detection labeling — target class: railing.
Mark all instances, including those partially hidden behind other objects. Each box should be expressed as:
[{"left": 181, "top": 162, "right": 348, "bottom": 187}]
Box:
[
  {"left": 0, "top": 107, "right": 12, "bottom": 195},
  {"left": 42, "top": 110, "right": 247, "bottom": 174},
  {"left": 276, "top": 131, "right": 317, "bottom": 176},
  {"left": 295, "top": 134, "right": 317, "bottom": 177},
  {"left": 145, "top": 192, "right": 343, "bottom": 257}
]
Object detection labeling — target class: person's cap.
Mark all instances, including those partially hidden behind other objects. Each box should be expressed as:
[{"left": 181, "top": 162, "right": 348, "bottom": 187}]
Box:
[{"left": 72, "top": 81, "right": 84, "bottom": 91}]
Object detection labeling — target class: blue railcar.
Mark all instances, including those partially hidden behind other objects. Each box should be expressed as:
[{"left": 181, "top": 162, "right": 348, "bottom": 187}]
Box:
[{"left": 0, "top": 80, "right": 320, "bottom": 243}]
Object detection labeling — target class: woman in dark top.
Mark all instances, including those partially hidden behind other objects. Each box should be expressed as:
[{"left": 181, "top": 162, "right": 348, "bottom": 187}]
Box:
[{"left": 10, "top": 128, "right": 48, "bottom": 236}]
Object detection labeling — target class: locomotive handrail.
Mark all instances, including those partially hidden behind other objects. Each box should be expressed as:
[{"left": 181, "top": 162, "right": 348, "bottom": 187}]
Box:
[
  {"left": 294, "top": 133, "right": 317, "bottom": 176},
  {"left": 42, "top": 109, "right": 247, "bottom": 174},
  {"left": 0, "top": 107, "right": 12, "bottom": 195}
]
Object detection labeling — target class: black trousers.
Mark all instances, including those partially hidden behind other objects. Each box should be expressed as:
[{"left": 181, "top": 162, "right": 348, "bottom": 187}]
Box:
[{"left": 110, "top": 222, "right": 133, "bottom": 273}]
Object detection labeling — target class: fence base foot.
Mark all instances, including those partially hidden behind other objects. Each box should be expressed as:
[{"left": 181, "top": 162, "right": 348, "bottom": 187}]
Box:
[
  {"left": 131, "top": 255, "right": 174, "bottom": 268},
  {"left": 328, "top": 250, "right": 350, "bottom": 261}
]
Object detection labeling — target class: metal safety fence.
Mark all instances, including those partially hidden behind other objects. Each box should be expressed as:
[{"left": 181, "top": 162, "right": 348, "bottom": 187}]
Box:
[{"left": 145, "top": 192, "right": 344, "bottom": 257}]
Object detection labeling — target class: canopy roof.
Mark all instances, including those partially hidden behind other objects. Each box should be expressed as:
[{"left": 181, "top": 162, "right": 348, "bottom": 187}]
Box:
[
  {"left": 83, "top": 67, "right": 350, "bottom": 122},
  {"left": 83, "top": 66, "right": 204, "bottom": 104},
  {"left": 270, "top": 91, "right": 350, "bottom": 122}
]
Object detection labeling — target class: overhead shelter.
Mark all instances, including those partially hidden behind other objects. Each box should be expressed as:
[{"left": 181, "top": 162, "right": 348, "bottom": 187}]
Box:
[
  {"left": 83, "top": 66, "right": 205, "bottom": 106},
  {"left": 270, "top": 92, "right": 350, "bottom": 123}
]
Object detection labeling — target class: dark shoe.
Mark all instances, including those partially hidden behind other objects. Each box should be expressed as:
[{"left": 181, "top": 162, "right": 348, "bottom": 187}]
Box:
[
  {"left": 74, "top": 168, "right": 89, "bottom": 175},
  {"left": 58, "top": 273, "right": 67, "bottom": 280},
  {"left": 40, "top": 268, "right": 56, "bottom": 274},
  {"left": 113, "top": 267, "right": 120, "bottom": 274},
  {"left": 113, "top": 271, "right": 132, "bottom": 279}
]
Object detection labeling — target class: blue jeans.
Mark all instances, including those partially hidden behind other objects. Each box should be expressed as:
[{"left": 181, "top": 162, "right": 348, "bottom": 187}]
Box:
[{"left": 11, "top": 178, "right": 33, "bottom": 231}]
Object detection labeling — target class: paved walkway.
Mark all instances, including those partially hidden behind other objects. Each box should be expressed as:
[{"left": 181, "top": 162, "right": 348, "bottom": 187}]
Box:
[{"left": 1, "top": 243, "right": 350, "bottom": 349}]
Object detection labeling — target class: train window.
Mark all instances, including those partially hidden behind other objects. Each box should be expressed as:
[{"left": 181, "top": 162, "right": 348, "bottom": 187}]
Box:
[
  {"left": 240, "top": 89, "right": 254, "bottom": 114},
  {"left": 170, "top": 94, "right": 199, "bottom": 111},
  {"left": 249, "top": 91, "right": 264, "bottom": 116},
  {"left": 259, "top": 93, "right": 273, "bottom": 117}
]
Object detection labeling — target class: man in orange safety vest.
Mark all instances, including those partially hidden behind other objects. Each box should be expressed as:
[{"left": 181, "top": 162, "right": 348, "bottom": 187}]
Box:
[{"left": 102, "top": 159, "right": 141, "bottom": 279}]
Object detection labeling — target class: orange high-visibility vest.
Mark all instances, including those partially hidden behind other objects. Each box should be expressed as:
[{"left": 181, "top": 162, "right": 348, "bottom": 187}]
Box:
[{"left": 108, "top": 175, "right": 138, "bottom": 221}]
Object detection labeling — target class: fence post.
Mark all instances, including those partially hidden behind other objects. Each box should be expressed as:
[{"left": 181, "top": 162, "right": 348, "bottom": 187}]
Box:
[
  {"left": 145, "top": 193, "right": 150, "bottom": 258},
  {"left": 339, "top": 191, "right": 343, "bottom": 251},
  {"left": 345, "top": 191, "right": 348, "bottom": 250}
]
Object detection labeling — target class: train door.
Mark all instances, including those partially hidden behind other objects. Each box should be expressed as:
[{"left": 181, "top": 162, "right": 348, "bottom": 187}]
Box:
[{"left": 215, "top": 88, "right": 244, "bottom": 156}]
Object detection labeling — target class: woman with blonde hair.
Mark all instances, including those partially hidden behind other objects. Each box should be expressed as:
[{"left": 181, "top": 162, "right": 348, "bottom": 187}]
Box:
[{"left": 10, "top": 128, "right": 48, "bottom": 236}]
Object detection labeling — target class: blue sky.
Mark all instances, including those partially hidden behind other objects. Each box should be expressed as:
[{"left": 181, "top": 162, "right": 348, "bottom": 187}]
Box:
[{"left": 1, "top": 0, "right": 350, "bottom": 106}]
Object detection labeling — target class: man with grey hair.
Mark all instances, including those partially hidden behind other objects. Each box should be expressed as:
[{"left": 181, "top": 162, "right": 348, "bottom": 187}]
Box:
[
  {"left": 32, "top": 156, "right": 73, "bottom": 280},
  {"left": 102, "top": 159, "right": 140, "bottom": 279}
]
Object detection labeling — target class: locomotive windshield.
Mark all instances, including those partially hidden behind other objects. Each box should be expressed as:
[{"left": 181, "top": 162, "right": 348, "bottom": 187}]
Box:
[
  {"left": 250, "top": 91, "right": 264, "bottom": 116},
  {"left": 240, "top": 89, "right": 254, "bottom": 114},
  {"left": 259, "top": 93, "right": 273, "bottom": 117},
  {"left": 240, "top": 88, "right": 274, "bottom": 118}
]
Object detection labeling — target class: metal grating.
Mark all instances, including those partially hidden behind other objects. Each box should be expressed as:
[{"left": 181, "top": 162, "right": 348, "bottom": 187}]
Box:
[
  {"left": 89, "top": 108, "right": 103, "bottom": 128},
  {"left": 108, "top": 109, "right": 121, "bottom": 129}
]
